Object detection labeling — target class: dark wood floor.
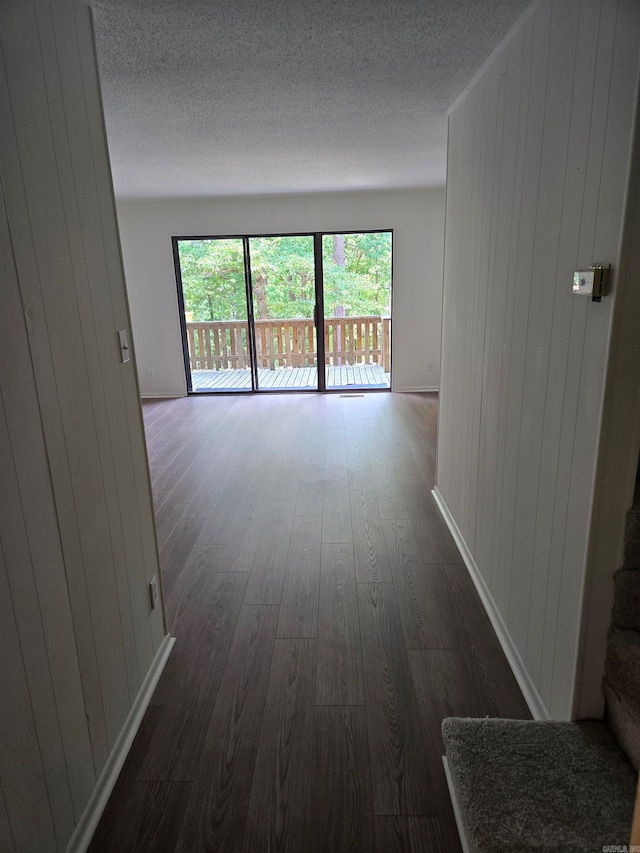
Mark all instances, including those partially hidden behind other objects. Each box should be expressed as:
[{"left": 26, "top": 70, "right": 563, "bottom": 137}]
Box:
[{"left": 89, "top": 392, "right": 530, "bottom": 853}]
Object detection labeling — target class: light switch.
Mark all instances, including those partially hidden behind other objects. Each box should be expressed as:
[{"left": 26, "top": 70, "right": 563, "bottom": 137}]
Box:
[
  {"left": 118, "top": 329, "right": 130, "bottom": 364},
  {"left": 573, "top": 264, "right": 609, "bottom": 302},
  {"left": 573, "top": 269, "right": 595, "bottom": 296}
]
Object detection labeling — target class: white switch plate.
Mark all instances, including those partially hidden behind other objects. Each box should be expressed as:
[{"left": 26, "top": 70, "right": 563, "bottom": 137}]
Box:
[
  {"left": 573, "top": 264, "right": 609, "bottom": 300},
  {"left": 149, "top": 575, "right": 159, "bottom": 609},
  {"left": 573, "top": 270, "right": 595, "bottom": 295},
  {"left": 118, "top": 329, "right": 130, "bottom": 364}
]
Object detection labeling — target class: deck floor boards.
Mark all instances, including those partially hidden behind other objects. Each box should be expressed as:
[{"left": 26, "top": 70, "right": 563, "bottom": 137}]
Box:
[
  {"left": 191, "top": 364, "right": 390, "bottom": 391},
  {"left": 88, "top": 392, "right": 530, "bottom": 853}
]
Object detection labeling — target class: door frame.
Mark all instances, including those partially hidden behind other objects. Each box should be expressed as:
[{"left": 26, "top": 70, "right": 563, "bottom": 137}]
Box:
[{"left": 242, "top": 236, "right": 259, "bottom": 392}]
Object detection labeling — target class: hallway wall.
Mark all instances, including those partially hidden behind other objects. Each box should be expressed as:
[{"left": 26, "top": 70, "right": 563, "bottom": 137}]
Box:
[
  {"left": 436, "top": 0, "right": 640, "bottom": 719},
  {"left": 0, "top": 2, "right": 166, "bottom": 848}
]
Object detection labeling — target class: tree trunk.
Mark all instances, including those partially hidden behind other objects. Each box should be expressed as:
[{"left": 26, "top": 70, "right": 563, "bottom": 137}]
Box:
[
  {"left": 253, "top": 273, "right": 268, "bottom": 319},
  {"left": 331, "top": 235, "right": 347, "bottom": 363}
]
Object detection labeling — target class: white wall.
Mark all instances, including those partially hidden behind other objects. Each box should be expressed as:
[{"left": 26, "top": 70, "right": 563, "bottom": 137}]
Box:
[
  {"left": 437, "top": 0, "right": 640, "bottom": 720},
  {"left": 0, "top": 2, "right": 166, "bottom": 849},
  {"left": 116, "top": 188, "right": 445, "bottom": 397}
]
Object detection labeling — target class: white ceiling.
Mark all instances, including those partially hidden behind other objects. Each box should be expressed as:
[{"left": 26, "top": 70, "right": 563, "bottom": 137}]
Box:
[{"left": 93, "top": 0, "right": 531, "bottom": 198}]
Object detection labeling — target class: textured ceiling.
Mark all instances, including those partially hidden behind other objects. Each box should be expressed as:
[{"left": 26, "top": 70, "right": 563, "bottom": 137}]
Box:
[{"left": 93, "top": 0, "right": 531, "bottom": 198}]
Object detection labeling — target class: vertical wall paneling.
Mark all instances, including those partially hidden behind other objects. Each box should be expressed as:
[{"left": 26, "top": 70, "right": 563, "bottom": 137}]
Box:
[
  {"left": 461, "top": 73, "right": 486, "bottom": 542},
  {"left": 473, "top": 53, "right": 505, "bottom": 566},
  {"left": 540, "top": 1, "right": 617, "bottom": 711},
  {"left": 0, "top": 183, "right": 95, "bottom": 838},
  {"left": 475, "top": 45, "right": 506, "bottom": 591},
  {"left": 0, "top": 782, "right": 14, "bottom": 852},
  {"left": 74, "top": 4, "right": 165, "bottom": 655},
  {"left": 463, "top": 66, "right": 484, "bottom": 548},
  {"left": 436, "top": 119, "right": 456, "bottom": 507},
  {"left": 438, "top": 113, "right": 461, "bottom": 500},
  {"left": 456, "top": 81, "right": 475, "bottom": 540},
  {"left": 481, "top": 33, "right": 522, "bottom": 599},
  {"left": 1, "top": 0, "right": 131, "bottom": 747},
  {"left": 447, "top": 81, "right": 471, "bottom": 528},
  {"left": 525, "top": 2, "right": 600, "bottom": 692},
  {"left": 550, "top": 0, "right": 640, "bottom": 715},
  {"left": 493, "top": 15, "right": 534, "bottom": 620},
  {"left": 495, "top": 8, "right": 540, "bottom": 626},
  {"left": 0, "top": 1, "right": 168, "bottom": 848},
  {"left": 35, "top": 0, "right": 141, "bottom": 707},
  {"left": 437, "top": 0, "right": 640, "bottom": 718},
  {"left": 0, "top": 20, "right": 110, "bottom": 775},
  {"left": 499, "top": 3, "right": 551, "bottom": 656},
  {"left": 510, "top": 2, "right": 578, "bottom": 657},
  {"left": 0, "top": 535, "right": 58, "bottom": 852},
  {"left": 48, "top": 0, "right": 160, "bottom": 690}
]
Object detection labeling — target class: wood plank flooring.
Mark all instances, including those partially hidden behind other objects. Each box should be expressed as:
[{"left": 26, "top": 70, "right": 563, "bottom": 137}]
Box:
[{"left": 89, "top": 392, "right": 530, "bottom": 853}]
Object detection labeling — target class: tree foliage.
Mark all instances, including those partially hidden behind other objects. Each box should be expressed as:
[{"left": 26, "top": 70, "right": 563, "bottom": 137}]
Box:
[
  {"left": 177, "top": 232, "right": 392, "bottom": 322},
  {"left": 322, "top": 232, "right": 391, "bottom": 318}
]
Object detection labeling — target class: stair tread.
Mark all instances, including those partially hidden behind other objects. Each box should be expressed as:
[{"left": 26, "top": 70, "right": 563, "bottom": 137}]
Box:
[
  {"left": 442, "top": 718, "right": 635, "bottom": 853},
  {"left": 612, "top": 569, "right": 640, "bottom": 631}
]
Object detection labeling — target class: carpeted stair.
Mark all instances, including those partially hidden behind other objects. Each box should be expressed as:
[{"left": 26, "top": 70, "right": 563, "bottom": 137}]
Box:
[
  {"left": 442, "top": 718, "right": 636, "bottom": 852},
  {"left": 442, "top": 487, "right": 640, "bottom": 852},
  {"left": 602, "top": 502, "right": 640, "bottom": 771}
]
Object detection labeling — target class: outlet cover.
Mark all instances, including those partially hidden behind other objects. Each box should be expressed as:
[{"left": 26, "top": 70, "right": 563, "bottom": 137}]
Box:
[{"left": 118, "top": 329, "right": 130, "bottom": 364}]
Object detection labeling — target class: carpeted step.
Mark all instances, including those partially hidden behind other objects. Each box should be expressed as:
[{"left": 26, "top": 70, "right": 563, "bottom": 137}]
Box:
[
  {"left": 442, "top": 717, "right": 636, "bottom": 853},
  {"left": 611, "top": 569, "right": 640, "bottom": 631},
  {"left": 604, "top": 630, "right": 640, "bottom": 704},
  {"left": 624, "top": 507, "right": 640, "bottom": 569},
  {"left": 604, "top": 681, "right": 640, "bottom": 771}
]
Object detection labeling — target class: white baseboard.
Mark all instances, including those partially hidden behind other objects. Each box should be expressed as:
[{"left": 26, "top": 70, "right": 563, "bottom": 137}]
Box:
[
  {"left": 141, "top": 388, "right": 440, "bottom": 397},
  {"left": 431, "top": 487, "right": 549, "bottom": 721},
  {"left": 442, "top": 757, "right": 471, "bottom": 853},
  {"left": 66, "top": 634, "right": 176, "bottom": 853},
  {"left": 140, "top": 392, "right": 184, "bottom": 399}
]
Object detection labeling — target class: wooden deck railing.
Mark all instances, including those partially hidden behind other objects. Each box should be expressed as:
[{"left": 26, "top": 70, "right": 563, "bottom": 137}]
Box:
[{"left": 186, "top": 316, "right": 391, "bottom": 373}]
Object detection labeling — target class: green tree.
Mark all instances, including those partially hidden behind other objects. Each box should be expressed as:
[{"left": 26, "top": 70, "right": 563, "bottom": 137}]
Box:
[
  {"left": 178, "top": 239, "right": 246, "bottom": 321},
  {"left": 176, "top": 232, "right": 392, "bottom": 322},
  {"left": 248, "top": 236, "right": 316, "bottom": 319},
  {"left": 322, "top": 232, "right": 392, "bottom": 317}
]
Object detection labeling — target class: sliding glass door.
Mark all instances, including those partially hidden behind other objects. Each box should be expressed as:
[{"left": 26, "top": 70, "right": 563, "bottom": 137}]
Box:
[
  {"left": 175, "top": 238, "right": 253, "bottom": 392},
  {"left": 248, "top": 236, "right": 318, "bottom": 391},
  {"left": 322, "top": 232, "right": 392, "bottom": 390},
  {"left": 174, "top": 231, "right": 392, "bottom": 394}
]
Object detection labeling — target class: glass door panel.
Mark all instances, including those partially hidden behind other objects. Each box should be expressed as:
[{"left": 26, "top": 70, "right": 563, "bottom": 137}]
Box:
[
  {"left": 247, "top": 235, "right": 318, "bottom": 391},
  {"left": 322, "top": 232, "right": 392, "bottom": 390},
  {"left": 176, "top": 238, "right": 253, "bottom": 392}
]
